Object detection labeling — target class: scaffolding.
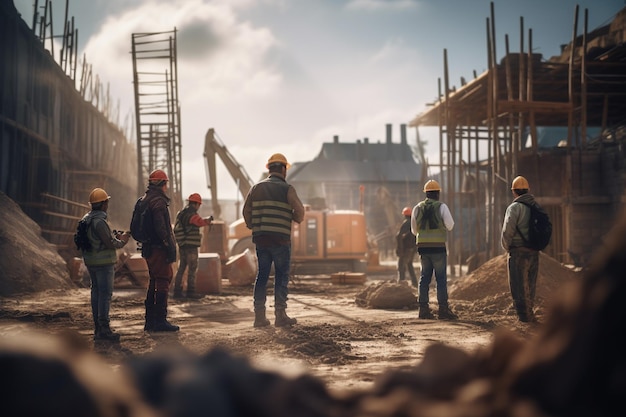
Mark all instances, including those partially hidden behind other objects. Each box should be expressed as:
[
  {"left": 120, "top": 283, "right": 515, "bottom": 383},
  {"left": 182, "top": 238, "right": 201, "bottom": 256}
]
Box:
[
  {"left": 410, "top": 4, "right": 626, "bottom": 270},
  {"left": 131, "top": 29, "right": 183, "bottom": 214}
]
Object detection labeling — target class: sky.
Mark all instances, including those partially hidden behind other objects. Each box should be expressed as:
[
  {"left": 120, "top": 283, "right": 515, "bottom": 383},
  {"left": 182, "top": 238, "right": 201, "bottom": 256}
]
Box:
[{"left": 13, "top": 0, "right": 626, "bottom": 201}]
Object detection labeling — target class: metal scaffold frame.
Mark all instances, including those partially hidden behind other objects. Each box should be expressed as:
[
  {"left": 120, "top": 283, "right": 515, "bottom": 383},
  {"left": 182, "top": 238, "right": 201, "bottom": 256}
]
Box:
[{"left": 131, "top": 29, "right": 183, "bottom": 214}]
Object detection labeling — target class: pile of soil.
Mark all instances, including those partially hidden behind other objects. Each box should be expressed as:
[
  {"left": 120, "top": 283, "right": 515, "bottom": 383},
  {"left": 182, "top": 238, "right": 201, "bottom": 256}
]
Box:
[
  {"left": 451, "top": 252, "right": 581, "bottom": 318},
  {"left": 0, "top": 191, "right": 72, "bottom": 296}
]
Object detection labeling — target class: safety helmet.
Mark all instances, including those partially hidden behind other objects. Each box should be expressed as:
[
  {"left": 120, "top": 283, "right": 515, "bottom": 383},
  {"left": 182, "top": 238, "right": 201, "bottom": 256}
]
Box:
[
  {"left": 423, "top": 179, "right": 441, "bottom": 192},
  {"left": 402, "top": 206, "right": 412, "bottom": 217},
  {"left": 266, "top": 153, "right": 291, "bottom": 169},
  {"left": 88, "top": 188, "right": 110, "bottom": 204},
  {"left": 188, "top": 193, "right": 202, "bottom": 204},
  {"left": 511, "top": 175, "right": 530, "bottom": 190},
  {"left": 148, "top": 169, "right": 169, "bottom": 184}
]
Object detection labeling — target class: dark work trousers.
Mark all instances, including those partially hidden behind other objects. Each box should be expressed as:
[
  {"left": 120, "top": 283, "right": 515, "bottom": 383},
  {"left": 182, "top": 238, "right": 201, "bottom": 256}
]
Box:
[
  {"left": 397, "top": 247, "right": 418, "bottom": 286},
  {"left": 507, "top": 247, "right": 539, "bottom": 320},
  {"left": 173, "top": 245, "right": 199, "bottom": 294},
  {"left": 144, "top": 246, "right": 174, "bottom": 324}
]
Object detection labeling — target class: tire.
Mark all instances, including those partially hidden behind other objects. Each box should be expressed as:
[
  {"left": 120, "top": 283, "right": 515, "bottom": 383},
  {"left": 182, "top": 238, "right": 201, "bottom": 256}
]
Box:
[{"left": 231, "top": 236, "right": 255, "bottom": 256}]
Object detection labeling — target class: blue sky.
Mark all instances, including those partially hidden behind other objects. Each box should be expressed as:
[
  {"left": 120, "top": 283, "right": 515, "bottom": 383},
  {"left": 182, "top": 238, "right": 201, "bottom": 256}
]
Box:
[{"left": 13, "top": 0, "right": 626, "bottom": 200}]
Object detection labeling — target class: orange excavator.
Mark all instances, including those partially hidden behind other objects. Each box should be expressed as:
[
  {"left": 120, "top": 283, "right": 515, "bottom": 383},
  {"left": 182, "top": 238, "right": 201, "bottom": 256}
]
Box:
[{"left": 203, "top": 128, "right": 369, "bottom": 274}]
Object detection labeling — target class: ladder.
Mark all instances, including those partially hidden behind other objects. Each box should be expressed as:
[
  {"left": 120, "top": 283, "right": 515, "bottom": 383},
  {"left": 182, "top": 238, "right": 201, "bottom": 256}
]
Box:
[{"left": 131, "top": 29, "right": 183, "bottom": 213}]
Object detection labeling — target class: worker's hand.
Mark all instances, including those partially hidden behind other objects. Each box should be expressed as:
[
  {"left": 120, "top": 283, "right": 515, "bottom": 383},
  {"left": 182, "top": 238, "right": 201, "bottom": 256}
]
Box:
[
  {"left": 118, "top": 232, "right": 130, "bottom": 244},
  {"left": 204, "top": 215, "right": 214, "bottom": 224}
]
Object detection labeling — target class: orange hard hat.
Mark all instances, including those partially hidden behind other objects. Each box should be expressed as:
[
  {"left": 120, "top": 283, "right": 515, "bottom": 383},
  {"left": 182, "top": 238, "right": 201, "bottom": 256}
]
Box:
[
  {"left": 423, "top": 179, "right": 441, "bottom": 192},
  {"left": 148, "top": 169, "right": 169, "bottom": 183},
  {"left": 88, "top": 188, "right": 110, "bottom": 204},
  {"left": 188, "top": 193, "right": 202, "bottom": 204},
  {"left": 402, "top": 206, "right": 412, "bottom": 216},
  {"left": 266, "top": 153, "right": 291, "bottom": 169},
  {"left": 511, "top": 175, "right": 530, "bottom": 190}
]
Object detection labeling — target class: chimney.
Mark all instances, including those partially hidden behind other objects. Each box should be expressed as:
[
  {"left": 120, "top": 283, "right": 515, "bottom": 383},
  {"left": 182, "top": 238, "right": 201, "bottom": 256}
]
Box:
[
  {"left": 401, "top": 124, "right": 407, "bottom": 145},
  {"left": 386, "top": 124, "right": 392, "bottom": 144},
  {"left": 333, "top": 135, "right": 339, "bottom": 144}
]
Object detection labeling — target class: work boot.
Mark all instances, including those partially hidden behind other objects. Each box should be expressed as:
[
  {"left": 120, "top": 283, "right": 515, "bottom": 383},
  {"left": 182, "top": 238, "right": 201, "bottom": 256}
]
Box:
[
  {"left": 438, "top": 304, "right": 458, "bottom": 320},
  {"left": 95, "top": 325, "right": 121, "bottom": 342},
  {"left": 151, "top": 290, "right": 179, "bottom": 331},
  {"left": 275, "top": 309, "right": 297, "bottom": 327},
  {"left": 151, "top": 319, "right": 180, "bottom": 332},
  {"left": 253, "top": 308, "right": 271, "bottom": 328},
  {"left": 144, "top": 300, "right": 155, "bottom": 331},
  {"left": 418, "top": 303, "right": 434, "bottom": 319},
  {"left": 186, "top": 291, "right": 203, "bottom": 299}
]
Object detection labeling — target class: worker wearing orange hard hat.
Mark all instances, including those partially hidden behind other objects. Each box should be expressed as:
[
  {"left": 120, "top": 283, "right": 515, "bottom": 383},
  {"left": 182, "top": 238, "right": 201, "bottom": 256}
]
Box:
[
  {"left": 134, "top": 169, "right": 180, "bottom": 332},
  {"left": 172, "top": 193, "right": 213, "bottom": 299},
  {"left": 411, "top": 179, "right": 458, "bottom": 320},
  {"left": 243, "top": 153, "right": 304, "bottom": 328},
  {"left": 395, "top": 206, "right": 418, "bottom": 286}
]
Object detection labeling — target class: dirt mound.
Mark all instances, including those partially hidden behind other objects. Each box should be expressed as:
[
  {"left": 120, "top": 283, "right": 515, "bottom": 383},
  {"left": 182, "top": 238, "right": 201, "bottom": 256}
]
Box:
[
  {"left": 450, "top": 252, "right": 581, "bottom": 317},
  {"left": 355, "top": 281, "right": 418, "bottom": 309},
  {"left": 0, "top": 192, "right": 73, "bottom": 296}
]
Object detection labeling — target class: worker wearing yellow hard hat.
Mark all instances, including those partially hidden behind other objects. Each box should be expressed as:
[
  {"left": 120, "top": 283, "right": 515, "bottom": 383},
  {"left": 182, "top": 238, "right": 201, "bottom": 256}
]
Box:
[
  {"left": 77, "top": 187, "right": 130, "bottom": 341},
  {"left": 411, "top": 179, "right": 457, "bottom": 320},
  {"left": 501, "top": 175, "right": 549, "bottom": 323},
  {"left": 243, "top": 153, "right": 304, "bottom": 328}
]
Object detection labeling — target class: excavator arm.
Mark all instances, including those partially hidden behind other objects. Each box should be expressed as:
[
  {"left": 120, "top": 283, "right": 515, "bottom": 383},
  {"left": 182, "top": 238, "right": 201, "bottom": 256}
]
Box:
[{"left": 203, "top": 128, "right": 255, "bottom": 220}]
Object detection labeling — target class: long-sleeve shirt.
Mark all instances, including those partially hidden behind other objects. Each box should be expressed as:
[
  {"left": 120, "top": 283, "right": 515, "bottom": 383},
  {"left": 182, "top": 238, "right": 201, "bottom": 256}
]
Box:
[{"left": 501, "top": 193, "right": 535, "bottom": 251}]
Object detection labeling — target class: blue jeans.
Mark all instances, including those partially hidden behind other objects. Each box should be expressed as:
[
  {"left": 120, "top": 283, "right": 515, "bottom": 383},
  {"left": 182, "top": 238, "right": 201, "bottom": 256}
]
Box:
[
  {"left": 253, "top": 244, "right": 291, "bottom": 310},
  {"left": 87, "top": 264, "right": 115, "bottom": 327},
  {"left": 418, "top": 251, "right": 448, "bottom": 305}
]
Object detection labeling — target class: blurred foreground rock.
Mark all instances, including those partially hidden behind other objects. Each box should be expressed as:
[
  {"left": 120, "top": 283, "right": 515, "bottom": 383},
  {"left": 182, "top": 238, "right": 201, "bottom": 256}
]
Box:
[{"left": 3, "top": 207, "right": 626, "bottom": 416}]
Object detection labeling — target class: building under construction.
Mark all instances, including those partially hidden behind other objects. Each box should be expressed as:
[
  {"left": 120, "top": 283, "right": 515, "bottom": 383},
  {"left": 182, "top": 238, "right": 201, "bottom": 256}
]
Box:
[
  {"left": 0, "top": 0, "right": 138, "bottom": 262},
  {"left": 409, "top": 4, "right": 626, "bottom": 269},
  {"left": 1, "top": 0, "right": 185, "bottom": 263}
]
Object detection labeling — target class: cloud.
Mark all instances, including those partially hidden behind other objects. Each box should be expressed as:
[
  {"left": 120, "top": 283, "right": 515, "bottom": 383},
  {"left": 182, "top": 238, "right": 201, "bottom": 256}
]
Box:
[{"left": 345, "top": 0, "right": 418, "bottom": 12}]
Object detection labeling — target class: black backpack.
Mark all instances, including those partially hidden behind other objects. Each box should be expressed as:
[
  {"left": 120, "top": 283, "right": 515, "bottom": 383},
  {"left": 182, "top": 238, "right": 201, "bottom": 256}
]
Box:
[
  {"left": 517, "top": 201, "right": 552, "bottom": 251},
  {"left": 130, "top": 197, "right": 151, "bottom": 243},
  {"left": 74, "top": 217, "right": 92, "bottom": 251}
]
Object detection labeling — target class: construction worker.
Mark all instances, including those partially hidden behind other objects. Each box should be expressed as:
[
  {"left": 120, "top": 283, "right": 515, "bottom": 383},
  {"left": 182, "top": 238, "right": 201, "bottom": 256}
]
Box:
[
  {"left": 396, "top": 206, "right": 418, "bottom": 286},
  {"left": 173, "top": 193, "right": 213, "bottom": 299},
  {"left": 501, "top": 175, "right": 539, "bottom": 323},
  {"left": 411, "top": 179, "right": 458, "bottom": 320},
  {"left": 80, "top": 188, "right": 130, "bottom": 341},
  {"left": 243, "top": 153, "right": 305, "bottom": 328},
  {"left": 138, "top": 169, "right": 179, "bottom": 332}
]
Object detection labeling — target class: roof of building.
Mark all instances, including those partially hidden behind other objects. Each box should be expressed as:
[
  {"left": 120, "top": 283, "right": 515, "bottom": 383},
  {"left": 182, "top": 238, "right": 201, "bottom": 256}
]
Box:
[{"left": 288, "top": 140, "right": 423, "bottom": 183}]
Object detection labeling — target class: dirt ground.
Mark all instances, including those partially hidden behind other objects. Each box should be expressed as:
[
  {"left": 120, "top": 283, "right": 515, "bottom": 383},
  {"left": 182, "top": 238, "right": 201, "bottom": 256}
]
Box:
[
  {"left": 0, "top": 254, "right": 578, "bottom": 394},
  {"left": 6, "top": 190, "right": 625, "bottom": 417},
  {"left": 0, "top": 189, "right": 583, "bottom": 394}
]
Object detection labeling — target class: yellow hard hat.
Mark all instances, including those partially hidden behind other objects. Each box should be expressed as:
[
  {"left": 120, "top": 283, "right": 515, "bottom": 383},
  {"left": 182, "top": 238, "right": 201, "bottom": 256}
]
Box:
[
  {"left": 511, "top": 176, "right": 530, "bottom": 190},
  {"left": 89, "top": 188, "right": 110, "bottom": 204},
  {"left": 423, "top": 180, "right": 441, "bottom": 192},
  {"left": 266, "top": 153, "right": 291, "bottom": 169}
]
